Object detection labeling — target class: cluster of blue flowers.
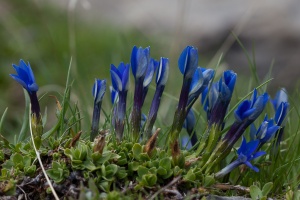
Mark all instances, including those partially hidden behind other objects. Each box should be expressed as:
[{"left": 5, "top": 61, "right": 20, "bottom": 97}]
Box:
[{"left": 10, "top": 45, "right": 289, "bottom": 177}]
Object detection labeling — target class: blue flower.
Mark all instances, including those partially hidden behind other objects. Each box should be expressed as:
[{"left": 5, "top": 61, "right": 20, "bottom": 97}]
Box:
[
  {"left": 143, "top": 58, "right": 157, "bottom": 88},
  {"left": 130, "top": 46, "right": 151, "bottom": 141},
  {"left": 236, "top": 137, "right": 266, "bottom": 172},
  {"left": 215, "top": 137, "right": 265, "bottom": 178},
  {"left": 178, "top": 46, "right": 199, "bottom": 79},
  {"left": 109, "top": 86, "right": 119, "bottom": 105},
  {"left": 188, "top": 67, "right": 214, "bottom": 105},
  {"left": 234, "top": 89, "right": 269, "bottom": 122},
  {"left": 272, "top": 88, "right": 288, "bottom": 111},
  {"left": 92, "top": 79, "right": 107, "bottom": 104},
  {"left": 250, "top": 116, "right": 280, "bottom": 146},
  {"left": 204, "top": 89, "right": 269, "bottom": 171},
  {"left": 110, "top": 62, "right": 130, "bottom": 93},
  {"left": 182, "top": 68, "right": 214, "bottom": 123},
  {"left": 169, "top": 46, "right": 200, "bottom": 162},
  {"left": 201, "top": 84, "right": 218, "bottom": 113},
  {"left": 218, "top": 70, "right": 236, "bottom": 102},
  {"left": 143, "top": 57, "right": 169, "bottom": 140},
  {"left": 110, "top": 63, "right": 130, "bottom": 141},
  {"left": 91, "top": 79, "right": 106, "bottom": 141},
  {"left": 10, "top": 59, "right": 39, "bottom": 93},
  {"left": 272, "top": 88, "right": 289, "bottom": 126},
  {"left": 10, "top": 59, "right": 43, "bottom": 148},
  {"left": 202, "top": 70, "right": 236, "bottom": 126},
  {"left": 188, "top": 68, "right": 204, "bottom": 97},
  {"left": 271, "top": 88, "right": 289, "bottom": 154},
  {"left": 142, "top": 58, "right": 157, "bottom": 105},
  {"left": 131, "top": 46, "right": 150, "bottom": 79},
  {"left": 156, "top": 57, "right": 169, "bottom": 87}
]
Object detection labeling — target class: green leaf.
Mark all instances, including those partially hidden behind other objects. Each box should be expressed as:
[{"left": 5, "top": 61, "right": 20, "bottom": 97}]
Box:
[
  {"left": 116, "top": 152, "right": 127, "bottom": 165},
  {"left": 137, "top": 166, "right": 149, "bottom": 178},
  {"left": 157, "top": 167, "right": 167, "bottom": 176},
  {"left": 142, "top": 174, "right": 157, "bottom": 187},
  {"left": 23, "top": 156, "right": 32, "bottom": 168},
  {"left": 107, "top": 191, "right": 121, "bottom": 200},
  {"left": 203, "top": 175, "right": 215, "bottom": 187},
  {"left": 148, "top": 167, "right": 157, "bottom": 175},
  {"left": 159, "top": 150, "right": 167, "bottom": 159},
  {"left": 159, "top": 157, "right": 171, "bottom": 170},
  {"left": 132, "top": 143, "right": 143, "bottom": 160},
  {"left": 139, "top": 153, "right": 150, "bottom": 161},
  {"left": 88, "top": 178, "right": 100, "bottom": 197},
  {"left": 116, "top": 167, "right": 127, "bottom": 179},
  {"left": 99, "top": 180, "right": 110, "bottom": 192},
  {"left": 12, "top": 153, "right": 24, "bottom": 169},
  {"left": 162, "top": 170, "right": 173, "bottom": 179},
  {"left": 128, "top": 161, "right": 140, "bottom": 174},
  {"left": 250, "top": 185, "right": 263, "bottom": 200},
  {"left": 83, "top": 159, "right": 96, "bottom": 171},
  {"left": 174, "top": 166, "right": 182, "bottom": 176},
  {"left": 184, "top": 169, "right": 196, "bottom": 182},
  {"left": 24, "top": 165, "right": 36, "bottom": 176},
  {"left": 105, "top": 164, "right": 118, "bottom": 178},
  {"left": 262, "top": 182, "right": 273, "bottom": 197}
]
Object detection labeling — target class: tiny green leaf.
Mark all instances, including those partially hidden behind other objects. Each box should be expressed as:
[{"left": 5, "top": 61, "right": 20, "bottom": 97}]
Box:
[
  {"left": 142, "top": 174, "right": 157, "bottom": 187},
  {"left": 159, "top": 157, "right": 171, "bottom": 170},
  {"left": 132, "top": 143, "right": 143, "bottom": 160},
  {"left": 250, "top": 185, "right": 263, "bottom": 200},
  {"left": 262, "top": 182, "right": 273, "bottom": 197},
  {"left": 137, "top": 166, "right": 149, "bottom": 178}
]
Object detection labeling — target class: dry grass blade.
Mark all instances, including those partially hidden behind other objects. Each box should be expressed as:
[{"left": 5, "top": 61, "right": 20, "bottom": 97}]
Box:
[{"left": 29, "top": 104, "right": 59, "bottom": 200}]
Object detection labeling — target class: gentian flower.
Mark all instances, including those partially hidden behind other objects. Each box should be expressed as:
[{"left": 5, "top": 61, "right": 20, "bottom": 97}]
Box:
[
  {"left": 203, "top": 70, "right": 236, "bottom": 126},
  {"left": 215, "top": 137, "right": 266, "bottom": 178},
  {"left": 110, "top": 86, "right": 119, "bottom": 105},
  {"left": 271, "top": 88, "right": 289, "bottom": 154},
  {"left": 178, "top": 46, "right": 199, "bottom": 79},
  {"left": 131, "top": 46, "right": 150, "bottom": 80},
  {"left": 91, "top": 79, "right": 106, "bottom": 141},
  {"left": 198, "top": 70, "right": 236, "bottom": 156},
  {"left": 250, "top": 115, "right": 280, "bottom": 150},
  {"left": 141, "top": 58, "right": 158, "bottom": 106},
  {"left": 10, "top": 60, "right": 42, "bottom": 149},
  {"left": 182, "top": 109, "right": 198, "bottom": 146},
  {"left": 201, "top": 84, "right": 218, "bottom": 120},
  {"left": 130, "top": 46, "right": 151, "bottom": 141},
  {"left": 110, "top": 62, "right": 130, "bottom": 141},
  {"left": 223, "top": 89, "right": 269, "bottom": 150},
  {"left": 169, "top": 46, "right": 199, "bottom": 163},
  {"left": 10, "top": 60, "right": 39, "bottom": 93},
  {"left": 111, "top": 62, "right": 130, "bottom": 93},
  {"left": 144, "top": 57, "right": 169, "bottom": 140},
  {"left": 187, "top": 67, "right": 214, "bottom": 112},
  {"left": 272, "top": 88, "right": 289, "bottom": 127},
  {"left": 202, "top": 89, "right": 268, "bottom": 172}
]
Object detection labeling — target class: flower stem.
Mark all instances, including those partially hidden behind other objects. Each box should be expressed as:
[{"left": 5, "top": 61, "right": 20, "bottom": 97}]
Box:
[
  {"left": 215, "top": 159, "right": 241, "bottom": 179},
  {"left": 144, "top": 85, "right": 165, "bottom": 141},
  {"left": 91, "top": 101, "right": 101, "bottom": 141},
  {"left": 115, "top": 91, "right": 127, "bottom": 141},
  {"left": 131, "top": 78, "right": 144, "bottom": 142}
]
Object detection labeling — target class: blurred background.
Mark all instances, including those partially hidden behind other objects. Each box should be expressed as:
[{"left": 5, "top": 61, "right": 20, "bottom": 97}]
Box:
[{"left": 1, "top": 0, "right": 299, "bottom": 140}]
